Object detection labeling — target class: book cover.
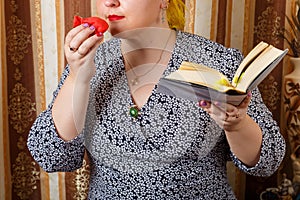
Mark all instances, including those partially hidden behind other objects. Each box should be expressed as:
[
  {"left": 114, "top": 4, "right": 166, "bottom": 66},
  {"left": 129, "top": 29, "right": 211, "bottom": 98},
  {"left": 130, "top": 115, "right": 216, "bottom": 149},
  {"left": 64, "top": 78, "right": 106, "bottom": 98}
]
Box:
[{"left": 157, "top": 42, "right": 288, "bottom": 105}]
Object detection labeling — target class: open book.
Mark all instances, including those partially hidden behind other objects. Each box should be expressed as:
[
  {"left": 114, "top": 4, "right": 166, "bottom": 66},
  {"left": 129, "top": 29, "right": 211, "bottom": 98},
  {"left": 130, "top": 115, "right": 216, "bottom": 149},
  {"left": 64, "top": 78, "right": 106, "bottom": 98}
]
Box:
[{"left": 157, "top": 41, "right": 288, "bottom": 105}]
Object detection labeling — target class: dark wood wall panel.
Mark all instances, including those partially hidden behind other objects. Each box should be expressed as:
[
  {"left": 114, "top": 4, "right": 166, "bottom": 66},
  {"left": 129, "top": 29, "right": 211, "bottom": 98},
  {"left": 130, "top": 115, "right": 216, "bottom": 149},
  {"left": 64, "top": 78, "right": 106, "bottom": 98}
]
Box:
[
  {"left": 216, "top": 0, "right": 227, "bottom": 45},
  {"left": 245, "top": 0, "right": 287, "bottom": 199},
  {"left": 4, "top": 0, "right": 41, "bottom": 199},
  {"left": 64, "top": 0, "right": 92, "bottom": 36}
]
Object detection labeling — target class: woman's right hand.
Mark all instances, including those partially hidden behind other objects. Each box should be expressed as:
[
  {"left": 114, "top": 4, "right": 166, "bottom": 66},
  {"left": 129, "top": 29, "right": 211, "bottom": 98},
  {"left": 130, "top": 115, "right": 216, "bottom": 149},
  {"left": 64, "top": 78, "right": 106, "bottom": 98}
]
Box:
[
  {"left": 64, "top": 23, "right": 104, "bottom": 83},
  {"left": 53, "top": 24, "right": 104, "bottom": 140}
]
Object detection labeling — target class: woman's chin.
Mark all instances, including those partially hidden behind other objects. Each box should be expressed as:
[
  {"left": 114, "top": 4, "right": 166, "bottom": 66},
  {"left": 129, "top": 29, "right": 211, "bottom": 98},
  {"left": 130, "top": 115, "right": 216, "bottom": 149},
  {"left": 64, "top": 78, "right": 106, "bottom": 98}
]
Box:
[{"left": 108, "top": 26, "right": 127, "bottom": 37}]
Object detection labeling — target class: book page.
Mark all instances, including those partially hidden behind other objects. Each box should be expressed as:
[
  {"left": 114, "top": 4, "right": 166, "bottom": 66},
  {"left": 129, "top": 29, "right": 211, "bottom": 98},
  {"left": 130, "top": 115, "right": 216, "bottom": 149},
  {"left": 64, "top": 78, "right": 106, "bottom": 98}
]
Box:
[
  {"left": 165, "top": 61, "right": 234, "bottom": 93},
  {"left": 232, "top": 41, "right": 269, "bottom": 87},
  {"left": 235, "top": 46, "right": 288, "bottom": 92},
  {"left": 157, "top": 78, "right": 248, "bottom": 105}
]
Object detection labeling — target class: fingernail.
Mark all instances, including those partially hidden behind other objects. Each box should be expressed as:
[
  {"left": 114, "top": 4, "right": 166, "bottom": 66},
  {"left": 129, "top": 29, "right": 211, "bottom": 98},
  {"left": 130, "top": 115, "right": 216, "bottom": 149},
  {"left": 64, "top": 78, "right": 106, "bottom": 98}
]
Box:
[
  {"left": 199, "top": 100, "right": 207, "bottom": 107},
  {"left": 82, "top": 23, "right": 89, "bottom": 28},
  {"left": 90, "top": 25, "right": 95, "bottom": 30},
  {"left": 247, "top": 92, "right": 252, "bottom": 97}
]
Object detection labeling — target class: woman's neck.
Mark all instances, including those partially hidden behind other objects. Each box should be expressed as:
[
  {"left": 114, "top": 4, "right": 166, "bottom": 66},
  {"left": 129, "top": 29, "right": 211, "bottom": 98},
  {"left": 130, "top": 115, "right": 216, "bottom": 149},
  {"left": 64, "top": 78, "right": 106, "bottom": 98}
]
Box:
[{"left": 119, "top": 27, "right": 175, "bottom": 55}]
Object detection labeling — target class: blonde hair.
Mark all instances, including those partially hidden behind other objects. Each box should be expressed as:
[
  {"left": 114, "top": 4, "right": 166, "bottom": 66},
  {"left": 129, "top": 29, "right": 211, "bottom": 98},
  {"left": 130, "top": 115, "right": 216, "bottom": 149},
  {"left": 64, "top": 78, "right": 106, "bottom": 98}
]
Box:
[{"left": 166, "top": 0, "right": 185, "bottom": 31}]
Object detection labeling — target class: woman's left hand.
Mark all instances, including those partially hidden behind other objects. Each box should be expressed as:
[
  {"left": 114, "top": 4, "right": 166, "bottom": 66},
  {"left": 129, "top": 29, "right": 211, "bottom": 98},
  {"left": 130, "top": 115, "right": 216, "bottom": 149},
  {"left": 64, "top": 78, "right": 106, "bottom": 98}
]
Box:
[
  {"left": 198, "top": 92, "right": 252, "bottom": 132},
  {"left": 199, "top": 92, "right": 263, "bottom": 166}
]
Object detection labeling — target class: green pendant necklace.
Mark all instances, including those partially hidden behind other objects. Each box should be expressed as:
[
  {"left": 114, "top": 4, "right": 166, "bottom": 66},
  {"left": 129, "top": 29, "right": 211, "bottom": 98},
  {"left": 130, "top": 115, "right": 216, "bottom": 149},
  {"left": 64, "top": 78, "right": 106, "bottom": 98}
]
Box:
[
  {"left": 129, "top": 105, "right": 140, "bottom": 119},
  {"left": 124, "top": 30, "right": 173, "bottom": 120}
]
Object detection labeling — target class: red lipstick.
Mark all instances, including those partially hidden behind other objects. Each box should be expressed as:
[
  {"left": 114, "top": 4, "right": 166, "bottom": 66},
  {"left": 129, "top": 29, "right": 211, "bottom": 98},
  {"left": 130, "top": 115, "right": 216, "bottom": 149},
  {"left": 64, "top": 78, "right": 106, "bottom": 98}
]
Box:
[{"left": 108, "top": 15, "right": 125, "bottom": 21}]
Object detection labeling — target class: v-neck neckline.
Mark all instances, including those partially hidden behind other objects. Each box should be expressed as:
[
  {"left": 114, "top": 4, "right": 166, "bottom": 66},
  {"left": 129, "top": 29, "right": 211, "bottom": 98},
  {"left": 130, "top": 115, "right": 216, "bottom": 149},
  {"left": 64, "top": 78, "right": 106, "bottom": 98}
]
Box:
[{"left": 118, "top": 31, "right": 181, "bottom": 112}]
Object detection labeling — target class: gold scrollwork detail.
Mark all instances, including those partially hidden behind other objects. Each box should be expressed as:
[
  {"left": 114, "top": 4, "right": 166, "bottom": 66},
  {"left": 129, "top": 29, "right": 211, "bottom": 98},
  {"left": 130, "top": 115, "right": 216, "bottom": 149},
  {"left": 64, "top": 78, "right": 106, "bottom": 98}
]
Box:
[
  {"left": 73, "top": 159, "right": 90, "bottom": 200},
  {"left": 254, "top": 6, "right": 281, "bottom": 44},
  {"left": 16, "top": 135, "right": 27, "bottom": 150},
  {"left": 12, "top": 148, "right": 40, "bottom": 200},
  {"left": 14, "top": 67, "right": 22, "bottom": 81},
  {"left": 258, "top": 75, "right": 280, "bottom": 111},
  {"left": 7, "top": 15, "right": 31, "bottom": 65},
  {"left": 9, "top": 0, "right": 18, "bottom": 13},
  {"left": 8, "top": 81, "right": 36, "bottom": 134}
]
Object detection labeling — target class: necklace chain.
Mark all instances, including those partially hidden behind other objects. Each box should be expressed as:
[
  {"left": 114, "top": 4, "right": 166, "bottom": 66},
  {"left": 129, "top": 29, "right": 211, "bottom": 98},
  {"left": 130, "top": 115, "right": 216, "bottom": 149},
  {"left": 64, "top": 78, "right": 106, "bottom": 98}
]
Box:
[
  {"left": 123, "top": 30, "right": 173, "bottom": 119},
  {"left": 123, "top": 30, "right": 173, "bottom": 86}
]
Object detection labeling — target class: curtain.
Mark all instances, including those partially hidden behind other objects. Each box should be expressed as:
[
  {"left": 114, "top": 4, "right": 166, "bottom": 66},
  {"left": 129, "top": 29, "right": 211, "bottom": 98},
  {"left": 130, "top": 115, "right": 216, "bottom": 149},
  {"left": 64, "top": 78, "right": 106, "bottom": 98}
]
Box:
[{"left": 0, "top": 0, "right": 289, "bottom": 199}]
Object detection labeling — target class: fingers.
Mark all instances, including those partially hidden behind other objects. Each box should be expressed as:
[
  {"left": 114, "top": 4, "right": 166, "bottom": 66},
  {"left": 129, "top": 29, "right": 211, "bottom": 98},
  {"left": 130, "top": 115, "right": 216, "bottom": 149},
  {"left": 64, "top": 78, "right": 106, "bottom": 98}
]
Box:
[
  {"left": 64, "top": 24, "right": 104, "bottom": 83},
  {"left": 198, "top": 92, "right": 253, "bottom": 129},
  {"left": 212, "top": 102, "right": 239, "bottom": 122},
  {"left": 199, "top": 100, "right": 238, "bottom": 116},
  {"left": 199, "top": 92, "right": 252, "bottom": 111},
  {"left": 198, "top": 98, "right": 249, "bottom": 122},
  {"left": 65, "top": 24, "right": 104, "bottom": 58},
  {"left": 224, "top": 109, "right": 240, "bottom": 122},
  {"left": 80, "top": 34, "right": 104, "bottom": 55},
  {"left": 239, "top": 92, "right": 252, "bottom": 108},
  {"left": 65, "top": 24, "right": 88, "bottom": 46}
]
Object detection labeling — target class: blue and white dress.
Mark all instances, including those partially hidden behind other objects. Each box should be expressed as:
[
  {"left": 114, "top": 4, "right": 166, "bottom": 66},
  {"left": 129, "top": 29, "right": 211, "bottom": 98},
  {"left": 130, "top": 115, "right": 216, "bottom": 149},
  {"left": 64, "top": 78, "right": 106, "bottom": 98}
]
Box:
[{"left": 28, "top": 31, "right": 286, "bottom": 199}]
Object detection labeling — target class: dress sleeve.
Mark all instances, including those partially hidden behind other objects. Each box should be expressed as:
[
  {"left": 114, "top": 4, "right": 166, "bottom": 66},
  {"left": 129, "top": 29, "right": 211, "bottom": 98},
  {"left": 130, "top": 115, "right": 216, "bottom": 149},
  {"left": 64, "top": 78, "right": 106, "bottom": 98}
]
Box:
[
  {"left": 230, "top": 87, "right": 286, "bottom": 176},
  {"left": 27, "top": 65, "right": 85, "bottom": 172}
]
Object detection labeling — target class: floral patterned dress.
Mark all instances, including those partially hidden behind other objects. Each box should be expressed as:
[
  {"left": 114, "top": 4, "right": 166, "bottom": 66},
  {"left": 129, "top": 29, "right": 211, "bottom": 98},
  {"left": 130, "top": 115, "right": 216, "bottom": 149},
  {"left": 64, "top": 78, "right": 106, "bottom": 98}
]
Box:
[{"left": 28, "top": 31, "right": 286, "bottom": 199}]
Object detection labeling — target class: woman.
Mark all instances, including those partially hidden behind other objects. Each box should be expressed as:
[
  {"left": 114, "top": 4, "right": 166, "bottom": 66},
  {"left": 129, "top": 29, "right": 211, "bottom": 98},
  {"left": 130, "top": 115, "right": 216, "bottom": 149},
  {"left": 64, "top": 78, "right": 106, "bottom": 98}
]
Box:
[{"left": 28, "top": 0, "right": 286, "bottom": 199}]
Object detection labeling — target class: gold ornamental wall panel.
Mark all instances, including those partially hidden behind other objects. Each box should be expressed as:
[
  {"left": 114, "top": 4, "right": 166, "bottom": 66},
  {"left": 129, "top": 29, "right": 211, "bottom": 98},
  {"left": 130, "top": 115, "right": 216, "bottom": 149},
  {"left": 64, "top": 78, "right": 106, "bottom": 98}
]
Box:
[
  {"left": 4, "top": 0, "right": 41, "bottom": 199},
  {"left": 245, "top": 1, "right": 287, "bottom": 199}
]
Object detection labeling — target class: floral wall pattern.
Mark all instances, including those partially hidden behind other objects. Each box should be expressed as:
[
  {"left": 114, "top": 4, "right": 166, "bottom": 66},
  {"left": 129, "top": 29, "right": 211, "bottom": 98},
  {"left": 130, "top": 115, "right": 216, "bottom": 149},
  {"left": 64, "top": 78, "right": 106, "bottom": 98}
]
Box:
[{"left": 0, "top": 0, "right": 292, "bottom": 199}]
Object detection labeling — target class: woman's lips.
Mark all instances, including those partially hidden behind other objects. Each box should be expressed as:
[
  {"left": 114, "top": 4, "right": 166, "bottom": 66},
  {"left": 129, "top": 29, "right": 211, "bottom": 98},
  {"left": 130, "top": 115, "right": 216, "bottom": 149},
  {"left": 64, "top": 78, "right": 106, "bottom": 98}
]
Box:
[{"left": 108, "top": 15, "right": 125, "bottom": 21}]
